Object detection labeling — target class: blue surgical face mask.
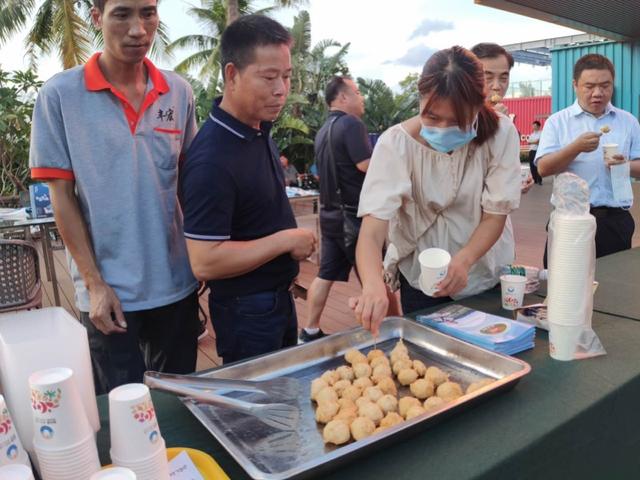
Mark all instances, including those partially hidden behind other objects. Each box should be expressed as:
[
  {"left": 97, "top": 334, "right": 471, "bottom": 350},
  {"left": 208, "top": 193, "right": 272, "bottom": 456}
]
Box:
[{"left": 420, "top": 117, "right": 478, "bottom": 153}]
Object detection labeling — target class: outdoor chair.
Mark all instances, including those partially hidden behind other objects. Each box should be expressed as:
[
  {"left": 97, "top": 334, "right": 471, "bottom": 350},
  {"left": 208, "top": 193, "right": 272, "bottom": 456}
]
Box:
[{"left": 0, "top": 239, "right": 42, "bottom": 313}]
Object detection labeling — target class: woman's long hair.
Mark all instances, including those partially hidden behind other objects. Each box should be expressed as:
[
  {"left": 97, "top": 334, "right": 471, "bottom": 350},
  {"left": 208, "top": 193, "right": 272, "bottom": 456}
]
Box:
[{"left": 418, "top": 46, "right": 499, "bottom": 145}]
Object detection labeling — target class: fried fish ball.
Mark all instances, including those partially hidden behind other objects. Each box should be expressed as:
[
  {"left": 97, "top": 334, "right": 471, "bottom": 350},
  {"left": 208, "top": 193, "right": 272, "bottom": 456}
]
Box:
[
  {"left": 334, "top": 407, "right": 358, "bottom": 425},
  {"left": 405, "top": 405, "right": 427, "bottom": 420},
  {"left": 376, "top": 394, "right": 399, "bottom": 414},
  {"left": 380, "top": 411, "right": 404, "bottom": 429},
  {"left": 353, "top": 377, "right": 373, "bottom": 390},
  {"left": 316, "top": 386, "right": 339, "bottom": 405},
  {"left": 490, "top": 94, "right": 502, "bottom": 104},
  {"left": 376, "top": 376, "right": 397, "bottom": 396},
  {"left": 333, "top": 379, "right": 352, "bottom": 397},
  {"left": 315, "top": 401, "right": 339, "bottom": 424},
  {"left": 345, "top": 348, "right": 368, "bottom": 365},
  {"left": 367, "top": 349, "right": 386, "bottom": 362},
  {"left": 341, "top": 385, "right": 362, "bottom": 402},
  {"left": 397, "top": 368, "right": 419, "bottom": 386},
  {"left": 321, "top": 370, "right": 340, "bottom": 386},
  {"left": 350, "top": 416, "right": 376, "bottom": 441},
  {"left": 371, "top": 364, "right": 393, "bottom": 383},
  {"left": 370, "top": 356, "right": 391, "bottom": 370},
  {"left": 423, "top": 396, "right": 446, "bottom": 412},
  {"left": 390, "top": 350, "right": 410, "bottom": 365},
  {"left": 412, "top": 359, "right": 427, "bottom": 377},
  {"left": 398, "top": 396, "right": 422, "bottom": 418},
  {"left": 437, "top": 381, "right": 463, "bottom": 402},
  {"left": 392, "top": 358, "right": 413, "bottom": 376},
  {"left": 358, "top": 401, "right": 384, "bottom": 425},
  {"left": 392, "top": 339, "right": 408, "bottom": 354},
  {"left": 310, "top": 378, "right": 329, "bottom": 401},
  {"left": 323, "top": 419, "right": 351, "bottom": 445},
  {"left": 336, "top": 365, "right": 355, "bottom": 381},
  {"left": 600, "top": 125, "right": 611, "bottom": 134},
  {"left": 410, "top": 378, "right": 435, "bottom": 400},
  {"left": 353, "top": 362, "right": 372, "bottom": 379},
  {"left": 355, "top": 396, "right": 373, "bottom": 408},
  {"left": 466, "top": 378, "right": 495, "bottom": 395},
  {"left": 338, "top": 397, "right": 356, "bottom": 411},
  {"left": 363, "top": 386, "right": 384, "bottom": 403},
  {"left": 425, "top": 366, "right": 449, "bottom": 386}
]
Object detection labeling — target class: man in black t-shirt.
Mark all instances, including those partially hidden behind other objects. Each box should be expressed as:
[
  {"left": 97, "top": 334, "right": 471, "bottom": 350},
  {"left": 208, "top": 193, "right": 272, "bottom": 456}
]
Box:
[{"left": 299, "top": 76, "right": 371, "bottom": 342}]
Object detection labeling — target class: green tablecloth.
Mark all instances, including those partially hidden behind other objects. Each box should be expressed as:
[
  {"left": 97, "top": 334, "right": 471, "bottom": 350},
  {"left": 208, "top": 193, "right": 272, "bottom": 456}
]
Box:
[{"left": 96, "top": 288, "right": 640, "bottom": 479}]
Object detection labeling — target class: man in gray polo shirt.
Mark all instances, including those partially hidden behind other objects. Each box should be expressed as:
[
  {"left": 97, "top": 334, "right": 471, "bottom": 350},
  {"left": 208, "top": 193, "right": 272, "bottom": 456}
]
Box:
[{"left": 29, "top": 0, "right": 200, "bottom": 394}]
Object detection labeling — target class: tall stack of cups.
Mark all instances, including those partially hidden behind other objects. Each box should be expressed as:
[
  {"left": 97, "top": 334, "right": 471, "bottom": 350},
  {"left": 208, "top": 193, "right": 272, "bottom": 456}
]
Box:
[
  {"left": 109, "top": 384, "right": 169, "bottom": 480},
  {"left": 547, "top": 213, "right": 596, "bottom": 360},
  {"left": 29, "top": 367, "right": 100, "bottom": 479},
  {"left": 0, "top": 394, "right": 31, "bottom": 469},
  {"left": 0, "top": 464, "right": 35, "bottom": 479}
]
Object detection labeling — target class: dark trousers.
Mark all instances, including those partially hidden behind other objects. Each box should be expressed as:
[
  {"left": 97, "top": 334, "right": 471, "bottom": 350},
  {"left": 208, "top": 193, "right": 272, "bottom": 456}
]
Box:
[
  {"left": 209, "top": 285, "right": 298, "bottom": 364},
  {"left": 543, "top": 208, "right": 635, "bottom": 267},
  {"left": 528, "top": 150, "right": 542, "bottom": 184},
  {"left": 81, "top": 291, "right": 200, "bottom": 395},
  {"left": 399, "top": 274, "right": 452, "bottom": 315}
]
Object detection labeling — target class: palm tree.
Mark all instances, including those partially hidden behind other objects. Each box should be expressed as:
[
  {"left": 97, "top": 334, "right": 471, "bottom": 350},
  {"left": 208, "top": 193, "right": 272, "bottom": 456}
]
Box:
[{"left": 0, "top": 0, "right": 35, "bottom": 45}]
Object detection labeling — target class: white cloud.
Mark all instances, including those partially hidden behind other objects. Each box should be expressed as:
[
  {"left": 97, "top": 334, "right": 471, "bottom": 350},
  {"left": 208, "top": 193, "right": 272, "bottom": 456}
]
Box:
[{"left": 409, "top": 19, "right": 454, "bottom": 40}]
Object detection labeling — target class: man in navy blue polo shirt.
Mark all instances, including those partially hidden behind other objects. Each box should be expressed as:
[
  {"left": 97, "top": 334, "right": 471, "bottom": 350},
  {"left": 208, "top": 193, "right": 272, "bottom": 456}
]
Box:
[{"left": 180, "top": 15, "right": 316, "bottom": 363}]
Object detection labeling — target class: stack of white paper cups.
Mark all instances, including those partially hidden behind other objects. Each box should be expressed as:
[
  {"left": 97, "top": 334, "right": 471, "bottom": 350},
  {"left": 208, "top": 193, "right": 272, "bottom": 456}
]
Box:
[
  {"left": 0, "top": 464, "right": 35, "bottom": 480},
  {"left": 0, "top": 394, "right": 31, "bottom": 469},
  {"left": 90, "top": 466, "right": 137, "bottom": 479},
  {"left": 418, "top": 248, "right": 451, "bottom": 296},
  {"left": 109, "top": 384, "right": 169, "bottom": 480},
  {"left": 29, "top": 367, "right": 100, "bottom": 479},
  {"left": 547, "top": 213, "right": 596, "bottom": 360}
]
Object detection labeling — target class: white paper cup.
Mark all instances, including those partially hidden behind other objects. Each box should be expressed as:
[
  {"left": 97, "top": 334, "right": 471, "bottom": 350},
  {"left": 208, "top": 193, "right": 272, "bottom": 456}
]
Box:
[
  {"left": 500, "top": 274, "right": 527, "bottom": 310},
  {"left": 0, "top": 464, "right": 34, "bottom": 480},
  {"left": 520, "top": 164, "right": 530, "bottom": 188},
  {"left": 549, "top": 323, "right": 583, "bottom": 361},
  {"left": 418, "top": 248, "right": 451, "bottom": 296},
  {"left": 602, "top": 143, "right": 619, "bottom": 164},
  {"left": 29, "top": 368, "right": 92, "bottom": 449},
  {"left": 91, "top": 467, "right": 137, "bottom": 479},
  {"left": 111, "top": 441, "right": 168, "bottom": 480},
  {"left": 109, "top": 384, "right": 164, "bottom": 463},
  {"left": 0, "top": 395, "right": 30, "bottom": 468}
]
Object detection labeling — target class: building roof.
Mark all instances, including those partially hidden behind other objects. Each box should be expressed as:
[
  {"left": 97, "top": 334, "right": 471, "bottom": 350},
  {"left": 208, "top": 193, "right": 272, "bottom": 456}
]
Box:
[
  {"left": 475, "top": 0, "right": 640, "bottom": 42},
  {"left": 502, "top": 34, "right": 609, "bottom": 67}
]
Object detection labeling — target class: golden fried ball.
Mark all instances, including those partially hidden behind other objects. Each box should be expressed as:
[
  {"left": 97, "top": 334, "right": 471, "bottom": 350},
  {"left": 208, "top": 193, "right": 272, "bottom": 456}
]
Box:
[
  {"left": 409, "top": 378, "right": 435, "bottom": 400},
  {"left": 341, "top": 385, "right": 362, "bottom": 402},
  {"left": 390, "top": 350, "right": 410, "bottom": 365},
  {"left": 375, "top": 376, "right": 397, "bottom": 396},
  {"left": 315, "top": 401, "right": 339, "bottom": 424},
  {"left": 397, "top": 368, "right": 419, "bottom": 386},
  {"left": 370, "top": 356, "right": 390, "bottom": 370},
  {"left": 376, "top": 394, "right": 398, "bottom": 414},
  {"left": 358, "top": 401, "right": 384, "bottom": 425},
  {"left": 392, "top": 359, "right": 413, "bottom": 376},
  {"left": 345, "top": 349, "right": 368, "bottom": 365},
  {"left": 334, "top": 407, "right": 357, "bottom": 425},
  {"left": 323, "top": 419, "right": 351, "bottom": 445},
  {"left": 371, "top": 364, "right": 393, "bottom": 383},
  {"left": 336, "top": 365, "right": 355, "bottom": 382},
  {"left": 338, "top": 397, "right": 356, "bottom": 411},
  {"left": 436, "top": 381, "right": 463, "bottom": 402},
  {"left": 405, "top": 405, "right": 427, "bottom": 420},
  {"left": 466, "top": 378, "right": 495, "bottom": 395},
  {"left": 353, "top": 362, "right": 372, "bottom": 379},
  {"left": 321, "top": 370, "right": 340, "bottom": 386},
  {"left": 391, "top": 339, "right": 408, "bottom": 355},
  {"left": 355, "top": 397, "right": 373, "bottom": 409},
  {"left": 350, "top": 416, "right": 376, "bottom": 441},
  {"left": 333, "top": 379, "right": 352, "bottom": 397},
  {"left": 398, "top": 396, "right": 421, "bottom": 418},
  {"left": 363, "top": 386, "right": 384, "bottom": 403},
  {"left": 316, "top": 386, "right": 339, "bottom": 405},
  {"left": 353, "top": 377, "right": 373, "bottom": 390},
  {"left": 380, "top": 411, "right": 404, "bottom": 429},
  {"left": 425, "top": 366, "right": 449, "bottom": 386},
  {"left": 423, "top": 396, "right": 446, "bottom": 412},
  {"left": 412, "top": 360, "right": 427, "bottom": 377},
  {"left": 367, "top": 349, "right": 386, "bottom": 362},
  {"left": 310, "top": 378, "right": 328, "bottom": 401}
]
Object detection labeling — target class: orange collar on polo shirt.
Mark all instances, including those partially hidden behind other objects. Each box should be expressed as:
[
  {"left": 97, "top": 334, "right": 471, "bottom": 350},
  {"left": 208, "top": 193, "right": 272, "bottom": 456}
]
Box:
[{"left": 84, "top": 52, "right": 170, "bottom": 134}]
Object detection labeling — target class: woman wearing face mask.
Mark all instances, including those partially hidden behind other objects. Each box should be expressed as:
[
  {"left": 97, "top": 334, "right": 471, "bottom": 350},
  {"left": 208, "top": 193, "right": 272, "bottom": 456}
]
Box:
[{"left": 352, "top": 46, "right": 521, "bottom": 334}]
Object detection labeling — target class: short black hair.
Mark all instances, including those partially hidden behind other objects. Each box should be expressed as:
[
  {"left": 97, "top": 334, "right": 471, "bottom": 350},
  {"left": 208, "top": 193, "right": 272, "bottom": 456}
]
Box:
[
  {"left": 220, "top": 14, "right": 292, "bottom": 80},
  {"left": 533, "top": 120, "right": 541, "bottom": 127},
  {"left": 470, "top": 42, "right": 514, "bottom": 70},
  {"left": 324, "top": 76, "right": 352, "bottom": 106},
  {"left": 573, "top": 53, "right": 615, "bottom": 81},
  {"left": 93, "top": 0, "right": 106, "bottom": 10}
]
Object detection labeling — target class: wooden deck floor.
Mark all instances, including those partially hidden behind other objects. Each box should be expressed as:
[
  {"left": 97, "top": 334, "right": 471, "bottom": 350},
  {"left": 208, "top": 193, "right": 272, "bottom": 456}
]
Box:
[{"left": 35, "top": 180, "right": 640, "bottom": 371}]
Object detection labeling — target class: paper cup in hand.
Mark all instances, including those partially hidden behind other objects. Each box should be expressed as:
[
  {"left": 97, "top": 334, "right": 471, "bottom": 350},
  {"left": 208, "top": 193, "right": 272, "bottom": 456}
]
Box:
[
  {"left": 602, "top": 143, "right": 619, "bottom": 164},
  {"left": 520, "top": 165, "right": 531, "bottom": 188},
  {"left": 109, "top": 384, "right": 164, "bottom": 462},
  {"left": 500, "top": 274, "right": 527, "bottom": 310},
  {"left": 29, "top": 368, "right": 92, "bottom": 449},
  {"left": 0, "top": 395, "right": 30, "bottom": 467},
  {"left": 418, "top": 248, "right": 451, "bottom": 296},
  {"left": 90, "top": 466, "right": 137, "bottom": 479},
  {"left": 0, "top": 464, "right": 35, "bottom": 480}
]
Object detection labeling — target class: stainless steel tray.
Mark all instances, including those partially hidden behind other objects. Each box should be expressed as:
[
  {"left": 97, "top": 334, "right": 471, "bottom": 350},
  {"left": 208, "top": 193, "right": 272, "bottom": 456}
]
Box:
[{"left": 184, "top": 316, "right": 531, "bottom": 479}]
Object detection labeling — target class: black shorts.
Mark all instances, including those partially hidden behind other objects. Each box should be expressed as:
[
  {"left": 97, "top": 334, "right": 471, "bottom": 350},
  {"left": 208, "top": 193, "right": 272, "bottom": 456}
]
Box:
[{"left": 318, "top": 233, "right": 356, "bottom": 282}]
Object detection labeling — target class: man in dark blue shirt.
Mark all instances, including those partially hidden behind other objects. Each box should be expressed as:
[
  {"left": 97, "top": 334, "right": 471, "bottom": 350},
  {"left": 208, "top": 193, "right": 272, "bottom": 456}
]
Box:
[{"left": 180, "top": 15, "right": 316, "bottom": 363}]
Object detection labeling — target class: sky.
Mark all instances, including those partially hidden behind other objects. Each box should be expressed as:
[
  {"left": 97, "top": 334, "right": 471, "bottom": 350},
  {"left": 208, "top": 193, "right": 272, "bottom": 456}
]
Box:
[{"left": 0, "top": 0, "right": 583, "bottom": 90}]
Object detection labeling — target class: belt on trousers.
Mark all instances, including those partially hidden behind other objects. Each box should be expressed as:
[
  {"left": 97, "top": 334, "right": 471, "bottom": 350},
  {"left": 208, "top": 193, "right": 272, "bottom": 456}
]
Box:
[{"left": 589, "top": 206, "right": 631, "bottom": 218}]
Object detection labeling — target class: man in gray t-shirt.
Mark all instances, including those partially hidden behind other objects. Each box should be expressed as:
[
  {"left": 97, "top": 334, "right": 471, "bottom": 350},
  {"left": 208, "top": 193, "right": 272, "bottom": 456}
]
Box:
[{"left": 29, "top": 0, "right": 200, "bottom": 394}]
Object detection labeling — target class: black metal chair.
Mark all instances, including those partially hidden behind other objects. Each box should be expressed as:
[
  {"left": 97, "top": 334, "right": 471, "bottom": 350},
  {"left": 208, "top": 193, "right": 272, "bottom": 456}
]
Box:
[{"left": 0, "top": 239, "right": 42, "bottom": 313}]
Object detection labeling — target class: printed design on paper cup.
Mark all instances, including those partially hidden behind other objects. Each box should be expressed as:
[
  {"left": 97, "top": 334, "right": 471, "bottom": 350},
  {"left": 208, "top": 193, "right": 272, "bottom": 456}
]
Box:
[
  {"left": 480, "top": 323, "right": 508, "bottom": 335},
  {"left": 31, "top": 388, "right": 62, "bottom": 414},
  {"left": 148, "top": 430, "right": 160, "bottom": 444},
  {"left": 0, "top": 407, "right": 12, "bottom": 435},
  {"left": 437, "top": 271, "right": 446, "bottom": 279},
  {"left": 131, "top": 399, "right": 156, "bottom": 424},
  {"left": 507, "top": 286, "right": 515, "bottom": 294},
  {"left": 6, "top": 444, "right": 19, "bottom": 460},
  {"left": 503, "top": 296, "right": 520, "bottom": 307},
  {"left": 40, "top": 425, "right": 54, "bottom": 440}
]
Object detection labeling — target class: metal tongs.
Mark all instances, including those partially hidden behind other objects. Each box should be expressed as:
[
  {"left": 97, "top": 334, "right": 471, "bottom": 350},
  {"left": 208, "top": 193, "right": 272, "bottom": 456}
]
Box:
[{"left": 143, "top": 371, "right": 300, "bottom": 431}]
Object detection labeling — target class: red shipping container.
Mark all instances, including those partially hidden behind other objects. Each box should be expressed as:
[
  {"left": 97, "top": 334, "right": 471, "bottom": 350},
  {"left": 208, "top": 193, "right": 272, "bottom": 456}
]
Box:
[{"left": 502, "top": 96, "right": 551, "bottom": 148}]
